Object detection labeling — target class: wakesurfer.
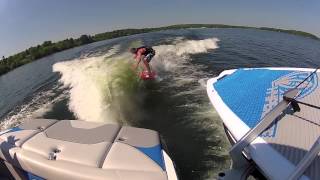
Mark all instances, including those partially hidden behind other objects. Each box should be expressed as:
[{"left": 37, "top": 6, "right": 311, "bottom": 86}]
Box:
[{"left": 130, "top": 46, "right": 155, "bottom": 74}]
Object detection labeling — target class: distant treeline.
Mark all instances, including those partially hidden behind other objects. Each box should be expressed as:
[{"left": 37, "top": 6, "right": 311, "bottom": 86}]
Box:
[
  {"left": 1, "top": 24, "right": 319, "bottom": 76},
  {"left": 259, "top": 27, "right": 319, "bottom": 40}
]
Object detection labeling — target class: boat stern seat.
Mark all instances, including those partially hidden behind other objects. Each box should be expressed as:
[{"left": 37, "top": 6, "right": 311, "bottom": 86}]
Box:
[
  {"left": 0, "top": 119, "right": 168, "bottom": 180},
  {"left": 0, "top": 119, "right": 57, "bottom": 166}
]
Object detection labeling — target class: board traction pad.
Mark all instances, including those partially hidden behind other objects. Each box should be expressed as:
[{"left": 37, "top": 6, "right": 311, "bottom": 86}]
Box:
[{"left": 214, "top": 68, "right": 318, "bottom": 137}]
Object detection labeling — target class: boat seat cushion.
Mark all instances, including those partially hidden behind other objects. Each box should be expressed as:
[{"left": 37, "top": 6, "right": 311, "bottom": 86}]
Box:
[
  {"left": 0, "top": 119, "right": 168, "bottom": 180},
  {"left": 22, "top": 132, "right": 111, "bottom": 167}
]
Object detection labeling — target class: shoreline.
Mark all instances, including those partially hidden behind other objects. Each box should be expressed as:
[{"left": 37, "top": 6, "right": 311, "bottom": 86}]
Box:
[{"left": 1, "top": 24, "right": 318, "bottom": 76}]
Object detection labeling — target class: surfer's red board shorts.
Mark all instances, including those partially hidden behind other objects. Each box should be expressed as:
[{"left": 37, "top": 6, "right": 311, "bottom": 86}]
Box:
[{"left": 140, "top": 71, "right": 156, "bottom": 80}]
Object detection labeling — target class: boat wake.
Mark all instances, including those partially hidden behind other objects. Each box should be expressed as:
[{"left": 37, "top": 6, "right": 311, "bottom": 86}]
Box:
[{"left": 52, "top": 38, "right": 220, "bottom": 124}]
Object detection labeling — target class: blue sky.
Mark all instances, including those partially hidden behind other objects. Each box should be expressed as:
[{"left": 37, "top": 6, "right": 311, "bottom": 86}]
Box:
[{"left": 1, "top": 0, "right": 319, "bottom": 57}]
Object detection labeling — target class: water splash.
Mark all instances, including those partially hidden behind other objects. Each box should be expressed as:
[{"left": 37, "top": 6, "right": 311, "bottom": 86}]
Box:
[
  {"left": 152, "top": 38, "right": 219, "bottom": 72},
  {"left": 155, "top": 38, "right": 219, "bottom": 56},
  {"left": 53, "top": 53, "right": 139, "bottom": 123}
]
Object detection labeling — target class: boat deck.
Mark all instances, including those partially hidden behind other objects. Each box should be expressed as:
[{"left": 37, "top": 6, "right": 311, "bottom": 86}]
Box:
[{"left": 208, "top": 68, "right": 320, "bottom": 180}]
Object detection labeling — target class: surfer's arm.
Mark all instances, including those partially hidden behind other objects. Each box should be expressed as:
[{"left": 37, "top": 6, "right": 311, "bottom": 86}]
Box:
[
  {"left": 133, "top": 49, "right": 146, "bottom": 69},
  {"left": 134, "top": 55, "right": 145, "bottom": 69}
]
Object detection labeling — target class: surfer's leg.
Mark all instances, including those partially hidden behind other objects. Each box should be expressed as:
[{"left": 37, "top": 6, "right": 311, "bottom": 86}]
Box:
[{"left": 143, "top": 58, "right": 151, "bottom": 73}]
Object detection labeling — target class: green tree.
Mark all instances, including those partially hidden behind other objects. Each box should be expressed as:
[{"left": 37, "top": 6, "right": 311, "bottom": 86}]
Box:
[
  {"left": 42, "top": 41, "right": 52, "bottom": 47},
  {"left": 78, "top": 35, "right": 93, "bottom": 45}
]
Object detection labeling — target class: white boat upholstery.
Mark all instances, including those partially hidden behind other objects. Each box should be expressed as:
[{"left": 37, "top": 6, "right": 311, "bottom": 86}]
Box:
[
  {"left": 102, "top": 142, "right": 163, "bottom": 172},
  {"left": 0, "top": 119, "right": 169, "bottom": 180}
]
